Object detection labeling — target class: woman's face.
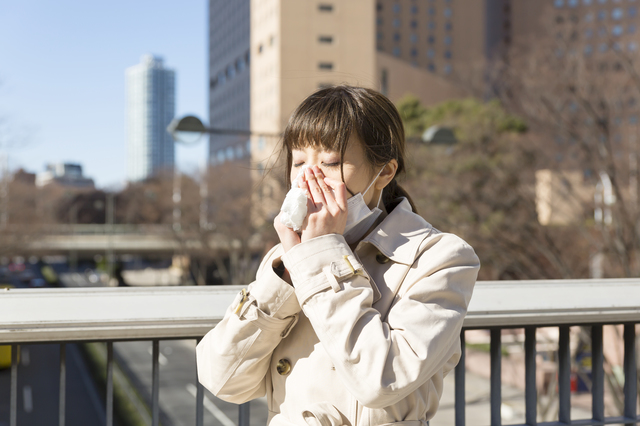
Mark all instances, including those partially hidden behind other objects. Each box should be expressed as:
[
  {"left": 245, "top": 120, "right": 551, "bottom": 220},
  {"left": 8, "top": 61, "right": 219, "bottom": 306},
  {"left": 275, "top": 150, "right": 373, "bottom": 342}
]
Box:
[{"left": 290, "top": 135, "right": 379, "bottom": 208}]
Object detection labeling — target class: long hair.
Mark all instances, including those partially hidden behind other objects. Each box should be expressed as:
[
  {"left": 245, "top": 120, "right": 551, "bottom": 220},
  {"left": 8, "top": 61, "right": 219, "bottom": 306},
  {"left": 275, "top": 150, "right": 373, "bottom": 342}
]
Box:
[{"left": 281, "top": 85, "right": 417, "bottom": 212}]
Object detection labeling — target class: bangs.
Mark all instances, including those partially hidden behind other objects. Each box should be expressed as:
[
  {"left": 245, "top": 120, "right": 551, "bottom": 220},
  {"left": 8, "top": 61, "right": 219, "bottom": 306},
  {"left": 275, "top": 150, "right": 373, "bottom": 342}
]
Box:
[{"left": 283, "top": 87, "right": 359, "bottom": 155}]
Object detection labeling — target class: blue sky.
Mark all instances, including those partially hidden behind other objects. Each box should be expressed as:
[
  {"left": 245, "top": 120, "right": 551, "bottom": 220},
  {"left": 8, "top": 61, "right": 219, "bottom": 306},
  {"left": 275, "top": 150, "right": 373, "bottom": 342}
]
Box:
[{"left": 0, "top": 0, "right": 209, "bottom": 188}]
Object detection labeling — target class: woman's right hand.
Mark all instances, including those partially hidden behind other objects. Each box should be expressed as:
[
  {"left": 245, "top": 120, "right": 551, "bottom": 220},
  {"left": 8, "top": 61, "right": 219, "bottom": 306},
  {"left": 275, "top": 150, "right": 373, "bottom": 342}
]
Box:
[{"left": 274, "top": 212, "right": 302, "bottom": 253}]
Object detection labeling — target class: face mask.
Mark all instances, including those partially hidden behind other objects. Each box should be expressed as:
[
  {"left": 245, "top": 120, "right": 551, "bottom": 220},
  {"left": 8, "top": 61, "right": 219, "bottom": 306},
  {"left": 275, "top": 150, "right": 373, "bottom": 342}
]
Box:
[{"left": 343, "top": 167, "right": 385, "bottom": 244}]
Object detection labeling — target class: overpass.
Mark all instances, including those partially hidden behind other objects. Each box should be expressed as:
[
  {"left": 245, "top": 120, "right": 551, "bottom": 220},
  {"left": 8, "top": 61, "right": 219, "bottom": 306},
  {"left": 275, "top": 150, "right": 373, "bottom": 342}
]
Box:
[{"left": 5, "top": 224, "right": 260, "bottom": 256}]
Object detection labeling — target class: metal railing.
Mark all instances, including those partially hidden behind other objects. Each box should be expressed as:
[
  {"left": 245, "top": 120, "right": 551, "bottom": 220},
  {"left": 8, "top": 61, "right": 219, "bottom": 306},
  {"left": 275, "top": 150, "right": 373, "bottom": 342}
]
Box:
[{"left": 1, "top": 279, "right": 640, "bottom": 426}]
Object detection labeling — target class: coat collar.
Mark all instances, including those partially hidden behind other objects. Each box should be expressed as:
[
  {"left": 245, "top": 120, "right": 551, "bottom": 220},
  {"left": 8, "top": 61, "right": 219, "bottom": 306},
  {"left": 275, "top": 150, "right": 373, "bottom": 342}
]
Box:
[{"left": 358, "top": 198, "right": 434, "bottom": 265}]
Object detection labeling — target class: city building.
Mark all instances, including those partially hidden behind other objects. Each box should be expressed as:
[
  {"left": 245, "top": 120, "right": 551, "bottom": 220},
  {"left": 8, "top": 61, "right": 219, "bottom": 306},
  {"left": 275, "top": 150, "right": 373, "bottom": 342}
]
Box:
[
  {"left": 209, "top": 0, "right": 251, "bottom": 164},
  {"left": 126, "top": 55, "right": 176, "bottom": 182},
  {"left": 35, "top": 163, "right": 95, "bottom": 189}
]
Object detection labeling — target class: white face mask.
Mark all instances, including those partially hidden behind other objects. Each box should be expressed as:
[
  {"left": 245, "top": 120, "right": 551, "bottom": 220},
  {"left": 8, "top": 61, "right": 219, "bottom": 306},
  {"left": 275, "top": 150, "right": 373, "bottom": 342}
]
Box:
[{"left": 343, "top": 167, "right": 385, "bottom": 244}]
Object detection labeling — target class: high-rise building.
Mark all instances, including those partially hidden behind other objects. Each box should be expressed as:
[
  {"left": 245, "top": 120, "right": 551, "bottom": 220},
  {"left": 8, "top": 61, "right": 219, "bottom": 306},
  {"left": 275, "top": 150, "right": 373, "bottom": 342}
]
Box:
[
  {"left": 126, "top": 54, "right": 176, "bottom": 182},
  {"left": 209, "top": 0, "right": 251, "bottom": 164}
]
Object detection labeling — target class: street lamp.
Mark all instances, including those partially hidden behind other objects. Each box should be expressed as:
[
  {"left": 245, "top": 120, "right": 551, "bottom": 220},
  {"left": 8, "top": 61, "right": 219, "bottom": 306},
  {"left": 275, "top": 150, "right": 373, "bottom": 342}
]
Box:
[
  {"left": 167, "top": 115, "right": 279, "bottom": 143},
  {"left": 421, "top": 126, "right": 457, "bottom": 145},
  {"left": 167, "top": 115, "right": 281, "bottom": 232}
]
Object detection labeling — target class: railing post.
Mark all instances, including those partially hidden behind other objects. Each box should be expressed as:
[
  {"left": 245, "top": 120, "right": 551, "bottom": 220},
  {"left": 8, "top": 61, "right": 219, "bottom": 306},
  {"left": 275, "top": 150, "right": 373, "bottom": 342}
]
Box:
[
  {"left": 490, "top": 328, "right": 501, "bottom": 426},
  {"left": 10, "top": 344, "right": 18, "bottom": 426},
  {"left": 59, "top": 343, "right": 66, "bottom": 426},
  {"left": 455, "top": 329, "right": 466, "bottom": 426},
  {"left": 591, "top": 325, "right": 604, "bottom": 422},
  {"left": 106, "top": 342, "right": 114, "bottom": 426},
  {"left": 623, "top": 324, "right": 637, "bottom": 426},
  {"left": 558, "top": 326, "right": 571, "bottom": 425},
  {"left": 239, "top": 402, "right": 250, "bottom": 426},
  {"left": 152, "top": 340, "right": 160, "bottom": 426},
  {"left": 196, "top": 338, "right": 204, "bottom": 426},
  {"left": 525, "top": 327, "right": 537, "bottom": 426}
]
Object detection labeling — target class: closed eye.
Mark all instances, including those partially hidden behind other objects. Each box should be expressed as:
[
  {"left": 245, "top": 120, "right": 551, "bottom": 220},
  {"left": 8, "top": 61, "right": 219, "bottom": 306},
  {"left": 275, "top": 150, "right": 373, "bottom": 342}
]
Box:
[
  {"left": 322, "top": 162, "right": 340, "bottom": 168},
  {"left": 293, "top": 162, "right": 304, "bottom": 168}
]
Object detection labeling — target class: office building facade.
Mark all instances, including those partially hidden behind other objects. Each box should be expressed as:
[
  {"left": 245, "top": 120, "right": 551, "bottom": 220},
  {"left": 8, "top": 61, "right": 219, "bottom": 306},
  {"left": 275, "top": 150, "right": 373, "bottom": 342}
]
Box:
[
  {"left": 209, "top": 0, "right": 251, "bottom": 164},
  {"left": 126, "top": 54, "right": 176, "bottom": 182}
]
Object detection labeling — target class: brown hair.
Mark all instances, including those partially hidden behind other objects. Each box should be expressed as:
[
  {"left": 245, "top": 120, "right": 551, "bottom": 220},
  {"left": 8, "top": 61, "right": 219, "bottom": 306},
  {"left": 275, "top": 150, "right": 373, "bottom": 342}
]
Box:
[{"left": 282, "top": 85, "right": 417, "bottom": 212}]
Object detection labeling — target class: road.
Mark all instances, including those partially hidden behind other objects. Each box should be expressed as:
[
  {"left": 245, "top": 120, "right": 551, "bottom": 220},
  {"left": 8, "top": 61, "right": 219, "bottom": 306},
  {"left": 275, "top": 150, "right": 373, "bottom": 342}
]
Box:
[
  {"left": 114, "top": 339, "right": 269, "bottom": 426},
  {"left": 0, "top": 344, "right": 105, "bottom": 426}
]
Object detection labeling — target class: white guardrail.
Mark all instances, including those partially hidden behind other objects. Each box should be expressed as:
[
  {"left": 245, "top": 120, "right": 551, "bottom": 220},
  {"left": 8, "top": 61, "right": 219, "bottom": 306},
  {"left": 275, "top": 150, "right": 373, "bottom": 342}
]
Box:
[{"left": 2, "top": 278, "right": 640, "bottom": 343}]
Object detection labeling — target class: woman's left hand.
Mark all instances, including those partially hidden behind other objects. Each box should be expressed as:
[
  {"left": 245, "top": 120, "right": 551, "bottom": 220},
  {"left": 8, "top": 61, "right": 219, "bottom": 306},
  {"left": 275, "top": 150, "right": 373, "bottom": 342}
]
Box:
[{"left": 300, "top": 166, "right": 348, "bottom": 242}]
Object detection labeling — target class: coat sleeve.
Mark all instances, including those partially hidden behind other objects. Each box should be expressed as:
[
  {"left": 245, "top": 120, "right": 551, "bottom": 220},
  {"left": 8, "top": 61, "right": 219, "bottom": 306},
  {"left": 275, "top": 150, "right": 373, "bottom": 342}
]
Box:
[
  {"left": 282, "top": 233, "right": 480, "bottom": 409},
  {"left": 196, "top": 244, "right": 301, "bottom": 404}
]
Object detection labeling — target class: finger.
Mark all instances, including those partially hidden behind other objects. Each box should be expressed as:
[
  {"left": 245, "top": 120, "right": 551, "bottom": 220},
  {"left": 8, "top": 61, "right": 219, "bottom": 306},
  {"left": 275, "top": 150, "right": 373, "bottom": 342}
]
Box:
[
  {"left": 323, "top": 177, "right": 348, "bottom": 210},
  {"left": 305, "top": 167, "right": 326, "bottom": 207},
  {"left": 312, "top": 166, "right": 338, "bottom": 210}
]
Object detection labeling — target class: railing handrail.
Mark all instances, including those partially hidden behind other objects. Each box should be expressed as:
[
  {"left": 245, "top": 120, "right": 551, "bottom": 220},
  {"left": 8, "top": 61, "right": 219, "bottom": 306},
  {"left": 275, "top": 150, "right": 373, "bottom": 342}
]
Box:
[{"left": 2, "top": 278, "right": 640, "bottom": 344}]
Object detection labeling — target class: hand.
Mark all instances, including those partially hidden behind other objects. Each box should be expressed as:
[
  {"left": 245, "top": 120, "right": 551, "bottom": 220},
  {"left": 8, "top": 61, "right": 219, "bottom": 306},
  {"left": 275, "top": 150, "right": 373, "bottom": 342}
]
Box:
[
  {"left": 274, "top": 211, "right": 301, "bottom": 253},
  {"left": 300, "top": 166, "right": 348, "bottom": 242}
]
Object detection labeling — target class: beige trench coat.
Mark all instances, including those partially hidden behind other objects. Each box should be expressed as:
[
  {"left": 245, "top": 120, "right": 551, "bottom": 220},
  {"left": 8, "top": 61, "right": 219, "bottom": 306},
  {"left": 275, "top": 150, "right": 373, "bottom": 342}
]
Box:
[{"left": 196, "top": 199, "right": 480, "bottom": 426}]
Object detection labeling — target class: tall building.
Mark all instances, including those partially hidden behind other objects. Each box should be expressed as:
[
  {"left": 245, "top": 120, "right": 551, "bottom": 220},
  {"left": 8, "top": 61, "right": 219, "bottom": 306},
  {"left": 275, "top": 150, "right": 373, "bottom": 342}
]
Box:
[
  {"left": 126, "top": 55, "right": 176, "bottom": 182},
  {"left": 209, "top": 0, "right": 251, "bottom": 164}
]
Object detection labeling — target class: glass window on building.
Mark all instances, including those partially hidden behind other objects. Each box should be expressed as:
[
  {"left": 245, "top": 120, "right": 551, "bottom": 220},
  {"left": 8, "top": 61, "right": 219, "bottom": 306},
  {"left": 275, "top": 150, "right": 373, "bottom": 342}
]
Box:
[
  {"left": 377, "top": 2, "right": 383, "bottom": 11},
  {"left": 394, "top": 33, "right": 401, "bottom": 42},
  {"left": 318, "top": 4, "right": 334, "bottom": 12},
  {"left": 444, "top": 64, "right": 452, "bottom": 74},
  {"left": 583, "top": 0, "right": 592, "bottom": 4},
  {"left": 444, "top": 8, "right": 452, "bottom": 18},
  {"left": 630, "top": 115, "right": 639, "bottom": 124},
  {"left": 410, "top": 34, "right": 418, "bottom": 44},
  {"left": 599, "top": 26, "right": 607, "bottom": 37},
  {"left": 411, "top": 48, "right": 418, "bottom": 57},
  {"left": 612, "top": 7, "right": 624, "bottom": 18},
  {"left": 393, "top": 18, "right": 401, "bottom": 28},
  {"left": 427, "top": 48, "right": 435, "bottom": 59},
  {"left": 555, "top": 0, "right": 564, "bottom": 6},
  {"left": 629, "top": 24, "right": 637, "bottom": 34},
  {"left": 318, "top": 35, "right": 334, "bottom": 44},
  {"left": 599, "top": 42, "right": 608, "bottom": 52},
  {"left": 585, "top": 28, "right": 594, "bottom": 38},
  {"left": 629, "top": 41, "right": 638, "bottom": 51},
  {"left": 393, "top": 47, "right": 401, "bottom": 57},
  {"left": 428, "top": 35, "right": 436, "bottom": 43},
  {"left": 428, "top": 63, "right": 436, "bottom": 72},
  {"left": 569, "top": 0, "right": 579, "bottom": 6},
  {"left": 445, "top": 22, "right": 453, "bottom": 31},
  {"left": 411, "top": 5, "right": 418, "bottom": 14},
  {"left": 411, "top": 20, "right": 418, "bottom": 29},
  {"left": 612, "top": 25, "right": 624, "bottom": 35},
  {"left": 629, "top": 6, "right": 638, "bottom": 17},
  {"left": 598, "top": 10, "right": 607, "bottom": 20},
  {"left": 429, "top": 7, "right": 436, "bottom": 15},
  {"left": 444, "top": 35, "right": 452, "bottom": 45},
  {"left": 377, "top": 31, "right": 384, "bottom": 41},
  {"left": 393, "top": 3, "right": 400, "bottom": 13},
  {"left": 377, "top": 17, "right": 383, "bottom": 26},
  {"left": 584, "top": 44, "right": 593, "bottom": 55},
  {"left": 428, "top": 21, "right": 436, "bottom": 30},
  {"left": 598, "top": 0, "right": 607, "bottom": 3},
  {"left": 444, "top": 50, "right": 452, "bottom": 59},
  {"left": 318, "top": 62, "right": 334, "bottom": 70}
]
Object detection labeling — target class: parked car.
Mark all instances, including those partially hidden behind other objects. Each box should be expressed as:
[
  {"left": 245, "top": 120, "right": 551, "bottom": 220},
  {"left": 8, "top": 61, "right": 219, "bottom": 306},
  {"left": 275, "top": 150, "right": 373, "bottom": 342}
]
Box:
[{"left": 0, "top": 345, "right": 12, "bottom": 369}]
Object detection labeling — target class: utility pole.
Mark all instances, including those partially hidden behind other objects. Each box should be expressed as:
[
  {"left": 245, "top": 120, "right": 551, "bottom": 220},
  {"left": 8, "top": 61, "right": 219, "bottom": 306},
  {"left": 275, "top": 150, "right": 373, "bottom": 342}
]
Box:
[
  {"left": 106, "top": 193, "right": 115, "bottom": 282},
  {"left": 173, "top": 171, "right": 181, "bottom": 232},
  {"left": 0, "top": 153, "right": 8, "bottom": 230}
]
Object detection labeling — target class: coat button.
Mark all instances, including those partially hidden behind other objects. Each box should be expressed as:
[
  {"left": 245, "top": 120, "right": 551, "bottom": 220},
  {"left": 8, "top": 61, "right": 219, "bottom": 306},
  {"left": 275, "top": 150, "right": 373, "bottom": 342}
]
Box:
[
  {"left": 376, "top": 253, "right": 390, "bottom": 264},
  {"left": 276, "top": 359, "right": 291, "bottom": 375}
]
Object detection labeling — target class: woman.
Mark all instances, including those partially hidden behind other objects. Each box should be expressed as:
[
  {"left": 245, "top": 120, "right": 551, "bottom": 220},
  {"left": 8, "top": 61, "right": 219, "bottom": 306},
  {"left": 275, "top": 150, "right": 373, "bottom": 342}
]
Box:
[{"left": 196, "top": 86, "right": 480, "bottom": 426}]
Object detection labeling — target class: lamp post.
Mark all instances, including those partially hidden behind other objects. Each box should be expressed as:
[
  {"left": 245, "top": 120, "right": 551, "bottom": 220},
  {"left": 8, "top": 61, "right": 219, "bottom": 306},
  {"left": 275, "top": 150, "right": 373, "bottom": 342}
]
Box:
[{"left": 166, "top": 115, "right": 280, "bottom": 232}]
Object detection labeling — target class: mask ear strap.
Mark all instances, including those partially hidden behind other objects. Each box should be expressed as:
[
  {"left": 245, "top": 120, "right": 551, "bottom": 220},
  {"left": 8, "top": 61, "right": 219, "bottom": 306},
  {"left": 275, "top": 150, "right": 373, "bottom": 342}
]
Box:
[{"left": 363, "top": 165, "right": 386, "bottom": 197}]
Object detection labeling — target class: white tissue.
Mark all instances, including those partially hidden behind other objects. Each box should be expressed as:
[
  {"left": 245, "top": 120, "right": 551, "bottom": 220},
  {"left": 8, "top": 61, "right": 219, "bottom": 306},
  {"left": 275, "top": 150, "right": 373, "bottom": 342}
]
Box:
[{"left": 279, "top": 165, "right": 310, "bottom": 231}]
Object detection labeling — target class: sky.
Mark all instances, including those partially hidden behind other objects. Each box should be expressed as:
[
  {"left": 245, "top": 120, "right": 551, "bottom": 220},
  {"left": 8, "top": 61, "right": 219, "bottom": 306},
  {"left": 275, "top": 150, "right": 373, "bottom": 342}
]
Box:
[{"left": 0, "top": 0, "right": 209, "bottom": 189}]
